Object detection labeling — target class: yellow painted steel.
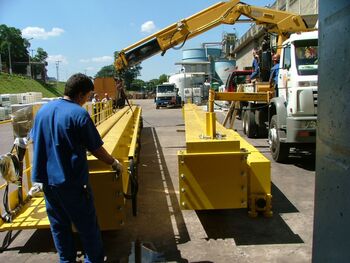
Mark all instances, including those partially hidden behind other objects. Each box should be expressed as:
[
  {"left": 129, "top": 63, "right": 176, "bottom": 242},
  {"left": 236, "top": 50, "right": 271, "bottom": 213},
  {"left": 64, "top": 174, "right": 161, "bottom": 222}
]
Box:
[
  {"left": 178, "top": 104, "right": 272, "bottom": 216},
  {"left": 214, "top": 91, "right": 271, "bottom": 102},
  {"left": 0, "top": 195, "right": 49, "bottom": 231},
  {"left": 87, "top": 106, "right": 142, "bottom": 230},
  {"left": 0, "top": 105, "right": 142, "bottom": 232}
]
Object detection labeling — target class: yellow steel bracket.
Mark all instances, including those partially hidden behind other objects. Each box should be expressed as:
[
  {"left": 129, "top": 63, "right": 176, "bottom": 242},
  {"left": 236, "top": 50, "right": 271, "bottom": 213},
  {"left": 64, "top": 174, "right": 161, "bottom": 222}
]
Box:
[{"left": 178, "top": 103, "right": 272, "bottom": 217}]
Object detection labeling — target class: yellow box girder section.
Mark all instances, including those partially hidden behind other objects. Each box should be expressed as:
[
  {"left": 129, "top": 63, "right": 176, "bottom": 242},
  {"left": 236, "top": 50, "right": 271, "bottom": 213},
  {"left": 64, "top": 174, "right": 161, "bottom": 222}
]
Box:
[
  {"left": 0, "top": 106, "right": 142, "bottom": 231},
  {"left": 179, "top": 104, "right": 271, "bottom": 213}
]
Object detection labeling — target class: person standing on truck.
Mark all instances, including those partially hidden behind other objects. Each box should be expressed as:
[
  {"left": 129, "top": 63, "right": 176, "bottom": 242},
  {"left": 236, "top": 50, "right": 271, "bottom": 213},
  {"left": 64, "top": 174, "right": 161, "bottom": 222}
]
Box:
[
  {"left": 250, "top": 49, "right": 260, "bottom": 82},
  {"left": 269, "top": 54, "right": 280, "bottom": 97},
  {"left": 30, "top": 73, "right": 123, "bottom": 263}
]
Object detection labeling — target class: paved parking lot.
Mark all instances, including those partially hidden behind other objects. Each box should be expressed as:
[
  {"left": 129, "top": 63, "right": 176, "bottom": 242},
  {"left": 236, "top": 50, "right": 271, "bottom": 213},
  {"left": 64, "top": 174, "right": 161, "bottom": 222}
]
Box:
[{"left": 0, "top": 99, "right": 315, "bottom": 262}]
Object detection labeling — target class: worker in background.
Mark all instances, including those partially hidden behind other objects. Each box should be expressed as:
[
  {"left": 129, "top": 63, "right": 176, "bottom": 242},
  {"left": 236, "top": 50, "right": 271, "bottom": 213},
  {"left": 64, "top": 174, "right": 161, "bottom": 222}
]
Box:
[
  {"left": 30, "top": 73, "right": 123, "bottom": 263},
  {"left": 269, "top": 54, "right": 280, "bottom": 97},
  {"left": 101, "top": 93, "right": 111, "bottom": 103},
  {"left": 114, "top": 78, "right": 126, "bottom": 108},
  {"left": 101, "top": 93, "right": 111, "bottom": 110},
  {"left": 250, "top": 49, "right": 260, "bottom": 82},
  {"left": 92, "top": 93, "right": 100, "bottom": 124}
]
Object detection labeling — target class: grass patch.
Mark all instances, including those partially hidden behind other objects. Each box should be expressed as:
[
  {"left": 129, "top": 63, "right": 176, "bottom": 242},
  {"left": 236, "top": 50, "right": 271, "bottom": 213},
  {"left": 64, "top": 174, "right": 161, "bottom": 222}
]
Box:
[{"left": 0, "top": 73, "right": 65, "bottom": 97}]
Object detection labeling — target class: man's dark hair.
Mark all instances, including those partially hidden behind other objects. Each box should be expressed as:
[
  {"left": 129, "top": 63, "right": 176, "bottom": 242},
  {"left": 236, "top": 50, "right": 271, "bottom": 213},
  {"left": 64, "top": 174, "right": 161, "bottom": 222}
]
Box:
[{"left": 64, "top": 73, "right": 94, "bottom": 99}]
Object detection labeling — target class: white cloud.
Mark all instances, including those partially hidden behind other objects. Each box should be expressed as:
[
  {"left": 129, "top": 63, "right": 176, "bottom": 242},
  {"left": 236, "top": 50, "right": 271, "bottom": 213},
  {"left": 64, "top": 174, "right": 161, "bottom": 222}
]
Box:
[
  {"left": 80, "top": 56, "right": 113, "bottom": 63},
  {"left": 79, "top": 58, "right": 90, "bottom": 63},
  {"left": 141, "top": 21, "right": 156, "bottom": 33},
  {"left": 47, "top": 54, "right": 68, "bottom": 65},
  {"left": 22, "top": 27, "right": 64, "bottom": 40},
  {"left": 92, "top": 56, "right": 113, "bottom": 63}
]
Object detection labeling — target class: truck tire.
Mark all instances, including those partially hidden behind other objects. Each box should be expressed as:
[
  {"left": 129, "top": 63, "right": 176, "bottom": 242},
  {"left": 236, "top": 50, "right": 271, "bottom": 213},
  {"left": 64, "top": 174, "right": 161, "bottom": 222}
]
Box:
[
  {"left": 268, "top": 115, "right": 289, "bottom": 162},
  {"left": 256, "top": 109, "right": 268, "bottom": 138},
  {"left": 245, "top": 110, "right": 257, "bottom": 138}
]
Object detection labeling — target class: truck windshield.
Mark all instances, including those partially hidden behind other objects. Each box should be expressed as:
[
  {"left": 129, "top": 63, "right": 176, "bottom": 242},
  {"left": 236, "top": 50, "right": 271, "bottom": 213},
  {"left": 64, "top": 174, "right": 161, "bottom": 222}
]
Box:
[
  {"left": 294, "top": 39, "right": 318, "bottom": 76},
  {"left": 157, "top": 86, "right": 174, "bottom": 93}
]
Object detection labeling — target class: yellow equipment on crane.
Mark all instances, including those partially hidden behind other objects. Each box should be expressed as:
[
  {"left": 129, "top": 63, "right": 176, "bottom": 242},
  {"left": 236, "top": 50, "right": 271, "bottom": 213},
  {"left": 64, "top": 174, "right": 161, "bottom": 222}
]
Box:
[{"left": 115, "top": 0, "right": 312, "bottom": 71}]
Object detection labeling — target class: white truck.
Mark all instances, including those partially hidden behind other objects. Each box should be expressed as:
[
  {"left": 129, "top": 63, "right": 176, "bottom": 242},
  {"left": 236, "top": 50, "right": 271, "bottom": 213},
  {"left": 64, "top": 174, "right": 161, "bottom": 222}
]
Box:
[
  {"left": 242, "top": 31, "right": 318, "bottom": 162},
  {"left": 155, "top": 83, "right": 181, "bottom": 109}
]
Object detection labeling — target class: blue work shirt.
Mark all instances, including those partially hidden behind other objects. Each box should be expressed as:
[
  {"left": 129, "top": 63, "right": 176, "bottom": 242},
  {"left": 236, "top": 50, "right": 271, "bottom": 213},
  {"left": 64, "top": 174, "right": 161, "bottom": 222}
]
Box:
[
  {"left": 30, "top": 99, "right": 103, "bottom": 186},
  {"left": 250, "top": 58, "right": 260, "bottom": 80},
  {"left": 270, "top": 63, "right": 280, "bottom": 84}
]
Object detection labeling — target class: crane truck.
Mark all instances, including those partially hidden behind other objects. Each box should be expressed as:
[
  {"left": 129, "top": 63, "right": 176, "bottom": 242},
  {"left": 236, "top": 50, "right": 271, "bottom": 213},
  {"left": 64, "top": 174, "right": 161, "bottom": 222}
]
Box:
[
  {"left": 239, "top": 30, "right": 318, "bottom": 162},
  {"left": 114, "top": 0, "right": 316, "bottom": 162}
]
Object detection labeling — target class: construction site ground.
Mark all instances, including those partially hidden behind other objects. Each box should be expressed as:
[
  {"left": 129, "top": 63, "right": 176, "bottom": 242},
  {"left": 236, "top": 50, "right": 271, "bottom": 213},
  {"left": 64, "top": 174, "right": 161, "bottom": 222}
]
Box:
[{"left": 0, "top": 99, "right": 315, "bottom": 262}]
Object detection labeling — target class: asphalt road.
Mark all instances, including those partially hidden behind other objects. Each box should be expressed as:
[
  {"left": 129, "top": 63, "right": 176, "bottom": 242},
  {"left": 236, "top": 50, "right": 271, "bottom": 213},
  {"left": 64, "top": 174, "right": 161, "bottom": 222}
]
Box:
[{"left": 0, "top": 99, "right": 315, "bottom": 262}]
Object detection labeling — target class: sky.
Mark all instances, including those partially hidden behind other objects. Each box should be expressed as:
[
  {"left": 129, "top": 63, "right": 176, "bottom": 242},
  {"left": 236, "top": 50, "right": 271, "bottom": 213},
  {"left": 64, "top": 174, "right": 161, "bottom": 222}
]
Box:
[{"left": 0, "top": 0, "right": 274, "bottom": 81}]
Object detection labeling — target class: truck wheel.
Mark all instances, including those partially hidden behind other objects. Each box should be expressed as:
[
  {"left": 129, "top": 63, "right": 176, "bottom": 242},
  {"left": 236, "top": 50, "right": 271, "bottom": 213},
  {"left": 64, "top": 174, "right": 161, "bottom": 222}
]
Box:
[
  {"left": 245, "top": 110, "right": 257, "bottom": 138},
  {"left": 242, "top": 106, "right": 247, "bottom": 134},
  {"left": 156, "top": 105, "right": 159, "bottom": 109},
  {"left": 256, "top": 109, "right": 268, "bottom": 138},
  {"left": 268, "top": 115, "right": 289, "bottom": 162}
]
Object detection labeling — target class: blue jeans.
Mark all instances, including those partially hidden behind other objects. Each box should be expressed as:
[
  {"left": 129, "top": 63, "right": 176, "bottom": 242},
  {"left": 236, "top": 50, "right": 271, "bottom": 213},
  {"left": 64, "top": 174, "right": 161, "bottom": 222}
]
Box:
[{"left": 43, "top": 184, "right": 104, "bottom": 263}]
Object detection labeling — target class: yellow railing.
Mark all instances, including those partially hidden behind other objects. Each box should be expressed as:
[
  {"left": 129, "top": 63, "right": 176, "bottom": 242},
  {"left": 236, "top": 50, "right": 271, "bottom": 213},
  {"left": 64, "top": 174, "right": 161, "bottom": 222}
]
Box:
[{"left": 85, "top": 100, "right": 114, "bottom": 125}]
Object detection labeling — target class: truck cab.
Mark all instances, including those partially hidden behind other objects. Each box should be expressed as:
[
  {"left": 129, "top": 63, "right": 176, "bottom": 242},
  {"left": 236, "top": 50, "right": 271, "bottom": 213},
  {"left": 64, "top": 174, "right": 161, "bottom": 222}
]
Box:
[
  {"left": 155, "top": 83, "right": 181, "bottom": 109},
  {"left": 269, "top": 31, "right": 318, "bottom": 161}
]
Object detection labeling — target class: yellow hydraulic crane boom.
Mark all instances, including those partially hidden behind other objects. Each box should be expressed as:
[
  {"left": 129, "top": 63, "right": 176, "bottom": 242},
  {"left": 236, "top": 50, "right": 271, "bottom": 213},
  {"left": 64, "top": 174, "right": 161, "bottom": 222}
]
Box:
[{"left": 115, "top": 0, "right": 312, "bottom": 71}]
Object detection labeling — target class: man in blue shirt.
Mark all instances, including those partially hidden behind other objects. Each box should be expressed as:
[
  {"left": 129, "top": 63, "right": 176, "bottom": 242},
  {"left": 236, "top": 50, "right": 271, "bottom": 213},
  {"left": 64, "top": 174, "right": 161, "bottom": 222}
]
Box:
[
  {"left": 30, "top": 73, "right": 123, "bottom": 263},
  {"left": 269, "top": 54, "right": 280, "bottom": 97}
]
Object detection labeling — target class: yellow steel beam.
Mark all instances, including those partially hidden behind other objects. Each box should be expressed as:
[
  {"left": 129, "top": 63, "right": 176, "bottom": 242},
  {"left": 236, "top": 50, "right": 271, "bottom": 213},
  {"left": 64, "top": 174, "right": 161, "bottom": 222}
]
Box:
[
  {"left": 178, "top": 104, "right": 272, "bottom": 216},
  {"left": 214, "top": 91, "right": 271, "bottom": 102},
  {"left": 0, "top": 105, "right": 142, "bottom": 232},
  {"left": 128, "top": 107, "right": 142, "bottom": 160},
  {"left": 87, "top": 105, "right": 142, "bottom": 230}
]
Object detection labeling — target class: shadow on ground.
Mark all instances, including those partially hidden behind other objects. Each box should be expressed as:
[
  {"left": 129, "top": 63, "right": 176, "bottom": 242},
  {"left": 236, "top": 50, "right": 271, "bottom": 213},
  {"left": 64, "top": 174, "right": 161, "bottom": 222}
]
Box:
[
  {"left": 1, "top": 127, "right": 189, "bottom": 262},
  {"left": 196, "top": 183, "right": 302, "bottom": 246}
]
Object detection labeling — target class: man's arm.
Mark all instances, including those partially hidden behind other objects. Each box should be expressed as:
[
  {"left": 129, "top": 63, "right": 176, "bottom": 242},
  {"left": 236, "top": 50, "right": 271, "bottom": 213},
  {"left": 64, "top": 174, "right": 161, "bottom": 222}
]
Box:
[
  {"left": 90, "top": 146, "right": 124, "bottom": 175},
  {"left": 90, "top": 146, "right": 114, "bottom": 165}
]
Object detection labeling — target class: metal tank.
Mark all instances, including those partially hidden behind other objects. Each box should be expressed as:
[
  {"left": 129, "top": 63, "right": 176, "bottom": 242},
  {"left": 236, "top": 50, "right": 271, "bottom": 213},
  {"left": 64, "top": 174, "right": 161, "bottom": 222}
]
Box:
[
  {"left": 214, "top": 59, "right": 236, "bottom": 85},
  {"left": 169, "top": 73, "right": 206, "bottom": 103},
  {"left": 182, "top": 48, "right": 221, "bottom": 62}
]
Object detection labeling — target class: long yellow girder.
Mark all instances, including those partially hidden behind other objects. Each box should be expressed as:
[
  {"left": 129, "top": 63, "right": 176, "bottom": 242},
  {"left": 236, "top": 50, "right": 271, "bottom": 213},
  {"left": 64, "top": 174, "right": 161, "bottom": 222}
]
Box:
[{"left": 0, "top": 106, "right": 142, "bottom": 231}]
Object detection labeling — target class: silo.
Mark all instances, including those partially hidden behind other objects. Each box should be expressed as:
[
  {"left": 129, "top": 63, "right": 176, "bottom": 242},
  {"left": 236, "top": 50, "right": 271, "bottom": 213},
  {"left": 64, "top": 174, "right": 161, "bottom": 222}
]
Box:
[
  {"left": 215, "top": 59, "right": 236, "bottom": 85},
  {"left": 182, "top": 48, "right": 207, "bottom": 62}
]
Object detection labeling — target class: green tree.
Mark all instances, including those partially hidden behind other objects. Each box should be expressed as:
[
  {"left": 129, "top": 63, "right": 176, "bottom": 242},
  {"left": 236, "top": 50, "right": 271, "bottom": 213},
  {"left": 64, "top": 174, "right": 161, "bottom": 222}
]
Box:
[
  {"left": 95, "top": 64, "right": 115, "bottom": 78},
  {"left": 0, "top": 24, "right": 30, "bottom": 74},
  {"left": 145, "top": 78, "right": 160, "bottom": 92},
  {"left": 32, "top": 47, "right": 48, "bottom": 80},
  {"left": 158, "top": 74, "right": 168, "bottom": 84},
  {"left": 113, "top": 51, "right": 142, "bottom": 90},
  {"left": 130, "top": 79, "right": 145, "bottom": 91}
]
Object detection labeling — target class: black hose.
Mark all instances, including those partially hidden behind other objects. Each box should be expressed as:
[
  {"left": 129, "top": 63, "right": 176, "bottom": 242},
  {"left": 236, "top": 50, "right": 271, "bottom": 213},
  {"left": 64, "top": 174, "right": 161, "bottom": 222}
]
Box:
[{"left": 124, "top": 158, "right": 139, "bottom": 216}]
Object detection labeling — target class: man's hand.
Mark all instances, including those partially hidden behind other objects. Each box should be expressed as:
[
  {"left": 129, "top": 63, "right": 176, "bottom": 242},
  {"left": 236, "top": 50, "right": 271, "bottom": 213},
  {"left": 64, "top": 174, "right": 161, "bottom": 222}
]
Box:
[{"left": 112, "top": 159, "right": 123, "bottom": 176}]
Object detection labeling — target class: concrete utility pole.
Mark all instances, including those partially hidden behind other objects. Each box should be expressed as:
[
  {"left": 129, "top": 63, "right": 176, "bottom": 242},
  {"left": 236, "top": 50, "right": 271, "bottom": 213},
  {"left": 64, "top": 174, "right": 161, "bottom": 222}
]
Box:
[
  {"left": 7, "top": 43, "right": 12, "bottom": 74},
  {"left": 55, "top": 60, "right": 61, "bottom": 85},
  {"left": 26, "top": 38, "right": 34, "bottom": 78},
  {"left": 312, "top": 0, "right": 350, "bottom": 262}
]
